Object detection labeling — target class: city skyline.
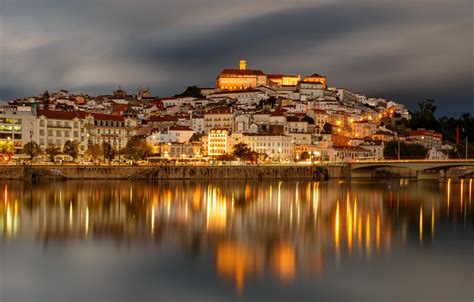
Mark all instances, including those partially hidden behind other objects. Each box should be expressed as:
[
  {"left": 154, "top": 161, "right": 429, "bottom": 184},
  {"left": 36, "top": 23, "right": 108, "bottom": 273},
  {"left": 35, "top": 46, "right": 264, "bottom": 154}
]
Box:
[{"left": 1, "top": 0, "right": 473, "bottom": 116}]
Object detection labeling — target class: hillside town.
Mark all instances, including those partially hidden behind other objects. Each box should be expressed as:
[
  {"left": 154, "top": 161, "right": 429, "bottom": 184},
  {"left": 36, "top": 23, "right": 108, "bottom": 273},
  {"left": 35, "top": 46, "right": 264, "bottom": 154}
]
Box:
[{"left": 0, "top": 60, "right": 452, "bottom": 164}]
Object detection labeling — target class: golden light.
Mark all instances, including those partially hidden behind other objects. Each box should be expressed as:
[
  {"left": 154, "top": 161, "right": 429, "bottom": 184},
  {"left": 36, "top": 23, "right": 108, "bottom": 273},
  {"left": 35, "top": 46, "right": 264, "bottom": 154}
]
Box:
[
  {"left": 335, "top": 201, "right": 340, "bottom": 249},
  {"left": 419, "top": 206, "right": 423, "bottom": 243},
  {"left": 270, "top": 244, "right": 296, "bottom": 283}
]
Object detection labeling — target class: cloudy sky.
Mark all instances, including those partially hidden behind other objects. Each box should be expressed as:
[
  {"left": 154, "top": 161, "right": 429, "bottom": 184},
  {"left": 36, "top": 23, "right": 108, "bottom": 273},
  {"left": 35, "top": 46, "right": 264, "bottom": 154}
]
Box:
[{"left": 0, "top": 0, "right": 472, "bottom": 115}]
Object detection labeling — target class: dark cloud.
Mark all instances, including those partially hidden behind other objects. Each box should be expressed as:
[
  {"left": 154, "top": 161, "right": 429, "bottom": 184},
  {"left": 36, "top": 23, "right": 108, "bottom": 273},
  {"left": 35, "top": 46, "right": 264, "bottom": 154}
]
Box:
[{"left": 0, "top": 0, "right": 472, "bottom": 115}]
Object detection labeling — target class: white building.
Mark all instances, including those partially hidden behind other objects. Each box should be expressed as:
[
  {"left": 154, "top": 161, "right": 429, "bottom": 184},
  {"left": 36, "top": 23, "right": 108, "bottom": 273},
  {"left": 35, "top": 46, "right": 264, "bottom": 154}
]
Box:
[{"left": 0, "top": 106, "right": 37, "bottom": 153}]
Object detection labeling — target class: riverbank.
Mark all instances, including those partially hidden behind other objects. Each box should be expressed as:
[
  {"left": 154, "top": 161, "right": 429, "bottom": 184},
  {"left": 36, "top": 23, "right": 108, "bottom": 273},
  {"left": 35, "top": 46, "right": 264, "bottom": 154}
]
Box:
[
  {"left": 0, "top": 164, "right": 471, "bottom": 180},
  {"left": 0, "top": 164, "right": 344, "bottom": 180}
]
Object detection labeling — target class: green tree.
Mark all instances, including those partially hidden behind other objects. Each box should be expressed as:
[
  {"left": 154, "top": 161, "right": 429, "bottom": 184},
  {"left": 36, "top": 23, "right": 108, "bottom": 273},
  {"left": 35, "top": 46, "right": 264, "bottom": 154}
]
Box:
[
  {"left": 102, "top": 142, "right": 116, "bottom": 162},
  {"left": 86, "top": 144, "right": 103, "bottom": 162},
  {"left": 63, "top": 140, "right": 80, "bottom": 160},
  {"left": 45, "top": 145, "right": 61, "bottom": 161},
  {"left": 123, "top": 136, "right": 151, "bottom": 161},
  {"left": 22, "top": 141, "right": 42, "bottom": 160}
]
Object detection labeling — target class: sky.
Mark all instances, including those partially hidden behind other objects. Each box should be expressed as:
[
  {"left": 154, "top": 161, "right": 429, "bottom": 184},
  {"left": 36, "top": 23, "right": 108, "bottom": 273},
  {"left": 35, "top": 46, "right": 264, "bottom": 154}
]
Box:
[{"left": 0, "top": 0, "right": 473, "bottom": 116}]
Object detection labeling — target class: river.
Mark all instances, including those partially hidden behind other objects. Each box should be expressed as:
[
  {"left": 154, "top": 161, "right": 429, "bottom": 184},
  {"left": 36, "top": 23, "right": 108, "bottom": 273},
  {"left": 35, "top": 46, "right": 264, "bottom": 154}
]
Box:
[{"left": 0, "top": 179, "right": 473, "bottom": 301}]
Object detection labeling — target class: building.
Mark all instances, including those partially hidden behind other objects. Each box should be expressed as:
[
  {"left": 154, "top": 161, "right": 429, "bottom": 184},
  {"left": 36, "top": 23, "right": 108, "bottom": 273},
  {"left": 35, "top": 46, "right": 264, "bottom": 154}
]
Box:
[
  {"left": 36, "top": 109, "right": 85, "bottom": 152},
  {"left": 409, "top": 129, "right": 442, "bottom": 149},
  {"left": 302, "top": 73, "right": 327, "bottom": 89},
  {"left": 217, "top": 60, "right": 267, "bottom": 91},
  {"left": 208, "top": 129, "right": 230, "bottom": 157},
  {"left": 352, "top": 121, "right": 377, "bottom": 138},
  {"left": 204, "top": 107, "right": 234, "bottom": 133},
  {"left": 83, "top": 113, "right": 138, "bottom": 151},
  {"left": 0, "top": 106, "right": 37, "bottom": 153},
  {"left": 267, "top": 74, "right": 301, "bottom": 86},
  {"left": 240, "top": 133, "right": 293, "bottom": 161}
]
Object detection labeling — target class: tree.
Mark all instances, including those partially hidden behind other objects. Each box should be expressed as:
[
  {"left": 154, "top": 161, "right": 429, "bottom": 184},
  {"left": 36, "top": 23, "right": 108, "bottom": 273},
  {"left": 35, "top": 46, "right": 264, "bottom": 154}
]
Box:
[
  {"left": 299, "top": 151, "right": 310, "bottom": 161},
  {"left": 323, "top": 123, "right": 333, "bottom": 133},
  {"left": 102, "top": 142, "right": 116, "bottom": 161},
  {"left": 232, "top": 143, "right": 252, "bottom": 159},
  {"left": 409, "top": 99, "right": 441, "bottom": 132},
  {"left": 63, "top": 140, "right": 80, "bottom": 160},
  {"left": 86, "top": 144, "right": 103, "bottom": 162},
  {"left": 22, "top": 141, "right": 42, "bottom": 160},
  {"left": 0, "top": 141, "right": 15, "bottom": 157},
  {"left": 123, "top": 136, "right": 151, "bottom": 161},
  {"left": 175, "top": 86, "right": 204, "bottom": 98},
  {"left": 45, "top": 145, "right": 61, "bottom": 161},
  {"left": 383, "top": 141, "right": 427, "bottom": 159}
]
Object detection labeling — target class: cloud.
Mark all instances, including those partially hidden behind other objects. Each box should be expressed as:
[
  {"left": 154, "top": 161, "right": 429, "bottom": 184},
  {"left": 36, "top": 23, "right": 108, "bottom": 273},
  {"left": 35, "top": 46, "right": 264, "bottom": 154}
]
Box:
[{"left": 0, "top": 0, "right": 472, "bottom": 115}]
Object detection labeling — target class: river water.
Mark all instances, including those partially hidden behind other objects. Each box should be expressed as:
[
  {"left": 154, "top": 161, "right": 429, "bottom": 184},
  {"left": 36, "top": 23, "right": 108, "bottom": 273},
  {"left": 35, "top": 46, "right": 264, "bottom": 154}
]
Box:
[{"left": 0, "top": 179, "right": 473, "bottom": 302}]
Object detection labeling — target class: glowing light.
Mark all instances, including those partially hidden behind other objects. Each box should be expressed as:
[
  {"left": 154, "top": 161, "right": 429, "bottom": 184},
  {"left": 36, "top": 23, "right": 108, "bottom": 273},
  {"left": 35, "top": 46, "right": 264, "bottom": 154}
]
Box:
[
  {"left": 85, "top": 207, "right": 89, "bottom": 236},
  {"left": 447, "top": 179, "right": 451, "bottom": 216},
  {"left": 270, "top": 244, "right": 296, "bottom": 283},
  {"left": 460, "top": 179, "right": 464, "bottom": 212},
  {"left": 431, "top": 207, "right": 435, "bottom": 239},
  {"left": 365, "top": 213, "right": 371, "bottom": 255},
  {"left": 419, "top": 207, "right": 423, "bottom": 243},
  {"left": 335, "top": 201, "right": 340, "bottom": 249},
  {"left": 151, "top": 206, "right": 155, "bottom": 235},
  {"left": 346, "top": 200, "right": 353, "bottom": 252},
  {"left": 376, "top": 213, "right": 381, "bottom": 251}
]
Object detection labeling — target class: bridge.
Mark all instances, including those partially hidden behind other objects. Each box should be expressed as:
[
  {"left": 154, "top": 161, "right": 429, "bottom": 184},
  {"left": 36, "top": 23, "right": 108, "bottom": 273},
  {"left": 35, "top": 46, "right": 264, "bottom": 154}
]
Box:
[{"left": 347, "top": 160, "right": 474, "bottom": 179}]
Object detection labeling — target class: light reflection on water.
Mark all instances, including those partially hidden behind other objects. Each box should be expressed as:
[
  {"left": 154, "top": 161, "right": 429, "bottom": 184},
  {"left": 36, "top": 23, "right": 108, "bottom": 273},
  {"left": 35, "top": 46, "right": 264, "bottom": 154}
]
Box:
[{"left": 0, "top": 179, "right": 473, "bottom": 302}]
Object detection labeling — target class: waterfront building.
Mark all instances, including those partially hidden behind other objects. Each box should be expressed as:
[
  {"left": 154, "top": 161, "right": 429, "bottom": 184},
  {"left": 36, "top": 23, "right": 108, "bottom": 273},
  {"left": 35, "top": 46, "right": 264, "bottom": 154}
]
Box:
[
  {"left": 240, "top": 133, "right": 293, "bottom": 161},
  {"left": 208, "top": 129, "right": 231, "bottom": 157},
  {"left": 0, "top": 106, "right": 37, "bottom": 153}
]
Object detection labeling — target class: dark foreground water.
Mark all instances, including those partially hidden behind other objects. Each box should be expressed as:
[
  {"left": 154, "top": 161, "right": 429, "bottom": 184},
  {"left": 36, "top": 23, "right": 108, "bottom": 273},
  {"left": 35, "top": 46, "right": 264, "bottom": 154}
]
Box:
[{"left": 0, "top": 179, "right": 473, "bottom": 302}]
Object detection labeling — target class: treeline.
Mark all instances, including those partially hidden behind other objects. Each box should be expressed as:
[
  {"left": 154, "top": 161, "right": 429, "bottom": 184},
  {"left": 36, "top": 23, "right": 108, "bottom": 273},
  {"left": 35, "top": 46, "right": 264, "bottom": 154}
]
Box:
[{"left": 409, "top": 100, "right": 473, "bottom": 143}]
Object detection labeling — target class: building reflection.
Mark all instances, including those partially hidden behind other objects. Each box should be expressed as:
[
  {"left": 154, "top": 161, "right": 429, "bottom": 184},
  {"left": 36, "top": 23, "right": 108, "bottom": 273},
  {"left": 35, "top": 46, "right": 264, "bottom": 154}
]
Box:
[{"left": 0, "top": 178, "right": 472, "bottom": 293}]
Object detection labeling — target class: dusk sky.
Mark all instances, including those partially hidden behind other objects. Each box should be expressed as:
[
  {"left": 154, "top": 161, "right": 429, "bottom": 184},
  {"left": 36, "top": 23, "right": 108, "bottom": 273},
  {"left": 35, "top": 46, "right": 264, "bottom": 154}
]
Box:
[{"left": 0, "top": 0, "right": 472, "bottom": 115}]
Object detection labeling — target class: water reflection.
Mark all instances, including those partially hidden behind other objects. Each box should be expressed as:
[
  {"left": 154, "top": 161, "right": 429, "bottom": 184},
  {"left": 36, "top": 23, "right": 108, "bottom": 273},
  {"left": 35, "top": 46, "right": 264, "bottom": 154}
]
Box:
[{"left": 0, "top": 179, "right": 473, "bottom": 297}]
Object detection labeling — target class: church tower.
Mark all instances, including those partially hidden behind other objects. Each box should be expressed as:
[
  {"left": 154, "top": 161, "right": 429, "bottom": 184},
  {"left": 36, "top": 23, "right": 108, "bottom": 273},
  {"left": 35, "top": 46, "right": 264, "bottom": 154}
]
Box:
[{"left": 239, "top": 59, "right": 247, "bottom": 70}]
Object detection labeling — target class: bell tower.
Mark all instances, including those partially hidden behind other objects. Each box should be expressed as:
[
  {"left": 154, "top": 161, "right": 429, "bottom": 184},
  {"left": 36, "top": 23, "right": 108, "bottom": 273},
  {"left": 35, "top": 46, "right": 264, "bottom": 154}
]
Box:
[{"left": 239, "top": 59, "right": 247, "bottom": 70}]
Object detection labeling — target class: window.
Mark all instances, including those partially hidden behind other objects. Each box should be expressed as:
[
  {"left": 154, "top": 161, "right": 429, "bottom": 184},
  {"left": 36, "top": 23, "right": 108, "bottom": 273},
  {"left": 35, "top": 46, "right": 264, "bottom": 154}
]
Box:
[
  {"left": 56, "top": 130, "right": 62, "bottom": 137},
  {"left": 39, "top": 129, "right": 45, "bottom": 136},
  {"left": 48, "top": 130, "right": 53, "bottom": 136},
  {"left": 40, "top": 120, "right": 45, "bottom": 127},
  {"left": 74, "top": 131, "right": 79, "bottom": 138}
]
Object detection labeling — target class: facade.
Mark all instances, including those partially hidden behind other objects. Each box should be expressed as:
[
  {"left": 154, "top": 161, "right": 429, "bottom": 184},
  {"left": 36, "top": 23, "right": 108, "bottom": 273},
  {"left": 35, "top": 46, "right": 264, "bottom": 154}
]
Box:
[
  {"left": 217, "top": 60, "right": 267, "bottom": 91},
  {"left": 409, "top": 129, "right": 442, "bottom": 149},
  {"left": 267, "top": 74, "right": 301, "bottom": 86},
  {"left": 36, "top": 110, "right": 85, "bottom": 152},
  {"left": 241, "top": 133, "right": 293, "bottom": 161},
  {"left": 83, "top": 113, "right": 138, "bottom": 151},
  {"left": 208, "top": 129, "right": 230, "bottom": 157},
  {"left": 352, "top": 121, "right": 377, "bottom": 138},
  {"left": 302, "top": 73, "right": 327, "bottom": 89},
  {"left": 204, "top": 107, "right": 234, "bottom": 133},
  {"left": 0, "top": 106, "right": 37, "bottom": 153}
]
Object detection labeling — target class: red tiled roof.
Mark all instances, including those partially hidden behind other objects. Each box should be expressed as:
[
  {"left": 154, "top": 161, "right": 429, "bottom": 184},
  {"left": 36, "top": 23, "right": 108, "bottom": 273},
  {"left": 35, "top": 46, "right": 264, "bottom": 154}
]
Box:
[
  {"left": 169, "top": 125, "right": 194, "bottom": 131},
  {"left": 148, "top": 115, "right": 179, "bottom": 122},
  {"left": 219, "top": 69, "right": 265, "bottom": 76},
  {"left": 37, "top": 109, "right": 84, "bottom": 120},
  {"left": 89, "top": 112, "right": 124, "bottom": 121}
]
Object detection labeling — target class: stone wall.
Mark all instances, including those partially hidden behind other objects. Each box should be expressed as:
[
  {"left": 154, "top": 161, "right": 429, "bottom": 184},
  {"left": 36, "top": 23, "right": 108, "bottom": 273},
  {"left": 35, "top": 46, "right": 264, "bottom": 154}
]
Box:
[{"left": 0, "top": 165, "right": 338, "bottom": 180}]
